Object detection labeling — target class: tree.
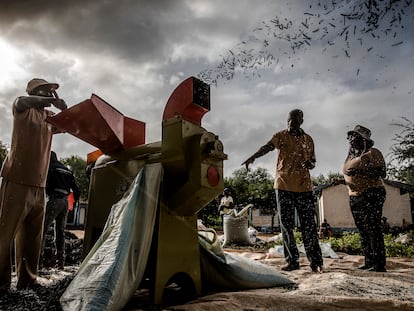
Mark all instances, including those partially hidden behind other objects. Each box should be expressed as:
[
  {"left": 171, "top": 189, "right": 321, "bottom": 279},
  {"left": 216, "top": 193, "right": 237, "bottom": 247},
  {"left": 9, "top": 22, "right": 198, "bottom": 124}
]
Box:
[
  {"left": 198, "top": 199, "right": 221, "bottom": 229},
  {"left": 0, "top": 141, "right": 8, "bottom": 168},
  {"left": 225, "top": 167, "right": 275, "bottom": 211},
  {"left": 199, "top": 167, "right": 275, "bottom": 229},
  {"left": 60, "top": 155, "right": 89, "bottom": 201},
  {"left": 388, "top": 117, "right": 414, "bottom": 187},
  {"left": 311, "top": 172, "right": 342, "bottom": 187}
]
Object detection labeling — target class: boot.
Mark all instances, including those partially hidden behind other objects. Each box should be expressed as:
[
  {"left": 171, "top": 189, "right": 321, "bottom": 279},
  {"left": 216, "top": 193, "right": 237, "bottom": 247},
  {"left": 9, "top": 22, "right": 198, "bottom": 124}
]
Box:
[
  {"left": 281, "top": 262, "right": 300, "bottom": 271},
  {"left": 57, "top": 259, "right": 64, "bottom": 270},
  {"left": 57, "top": 252, "right": 65, "bottom": 270}
]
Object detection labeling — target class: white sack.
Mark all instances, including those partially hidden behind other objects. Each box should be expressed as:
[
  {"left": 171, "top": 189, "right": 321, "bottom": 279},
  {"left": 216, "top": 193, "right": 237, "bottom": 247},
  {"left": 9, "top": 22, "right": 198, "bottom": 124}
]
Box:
[{"left": 199, "top": 229, "right": 294, "bottom": 290}]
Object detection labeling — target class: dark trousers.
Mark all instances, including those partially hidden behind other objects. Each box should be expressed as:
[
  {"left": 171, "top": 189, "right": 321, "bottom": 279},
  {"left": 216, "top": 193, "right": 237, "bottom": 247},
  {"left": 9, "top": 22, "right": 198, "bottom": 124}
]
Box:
[
  {"left": 276, "top": 190, "right": 323, "bottom": 268},
  {"left": 350, "top": 187, "right": 386, "bottom": 269},
  {"left": 41, "top": 196, "right": 68, "bottom": 261}
]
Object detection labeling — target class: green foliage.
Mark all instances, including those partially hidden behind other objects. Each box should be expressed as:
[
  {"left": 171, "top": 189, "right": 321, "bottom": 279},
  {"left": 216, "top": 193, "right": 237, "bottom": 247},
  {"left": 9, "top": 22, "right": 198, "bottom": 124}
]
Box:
[
  {"left": 388, "top": 117, "right": 414, "bottom": 192},
  {"left": 292, "top": 230, "right": 303, "bottom": 244},
  {"left": 0, "top": 141, "right": 8, "bottom": 167},
  {"left": 271, "top": 230, "right": 303, "bottom": 245},
  {"left": 60, "top": 155, "right": 89, "bottom": 200},
  {"left": 325, "top": 231, "right": 414, "bottom": 257},
  {"left": 199, "top": 166, "right": 276, "bottom": 230},
  {"left": 326, "top": 232, "right": 362, "bottom": 255},
  {"left": 255, "top": 230, "right": 414, "bottom": 258},
  {"left": 225, "top": 167, "right": 275, "bottom": 211},
  {"left": 198, "top": 200, "right": 221, "bottom": 230},
  {"left": 384, "top": 233, "right": 414, "bottom": 257},
  {"left": 311, "top": 172, "right": 343, "bottom": 186}
]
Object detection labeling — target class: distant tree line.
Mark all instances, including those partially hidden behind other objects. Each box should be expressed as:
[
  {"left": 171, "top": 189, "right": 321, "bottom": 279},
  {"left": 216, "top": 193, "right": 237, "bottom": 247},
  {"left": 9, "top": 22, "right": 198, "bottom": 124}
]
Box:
[{"left": 0, "top": 117, "right": 412, "bottom": 208}]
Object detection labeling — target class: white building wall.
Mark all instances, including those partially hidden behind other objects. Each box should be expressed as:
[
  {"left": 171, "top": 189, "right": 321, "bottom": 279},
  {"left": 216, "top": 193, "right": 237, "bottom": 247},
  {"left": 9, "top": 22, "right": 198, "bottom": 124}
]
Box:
[
  {"left": 318, "top": 184, "right": 354, "bottom": 228},
  {"left": 251, "top": 209, "right": 277, "bottom": 227},
  {"left": 318, "top": 183, "right": 412, "bottom": 229},
  {"left": 383, "top": 186, "right": 412, "bottom": 227}
]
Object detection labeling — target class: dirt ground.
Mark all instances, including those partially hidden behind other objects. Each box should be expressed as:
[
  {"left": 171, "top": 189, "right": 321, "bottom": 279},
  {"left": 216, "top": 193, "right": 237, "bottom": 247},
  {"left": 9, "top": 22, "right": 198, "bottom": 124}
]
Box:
[
  {"left": 126, "top": 232, "right": 414, "bottom": 310},
  {"left": 164, "top": 232, "right": 414, "bottom": 311},
  {"left": 165, "top": 251, "right": 414, "bottom": 311},
  {"left": 1, "top": 233, "right": 413, "bottom": 311}
]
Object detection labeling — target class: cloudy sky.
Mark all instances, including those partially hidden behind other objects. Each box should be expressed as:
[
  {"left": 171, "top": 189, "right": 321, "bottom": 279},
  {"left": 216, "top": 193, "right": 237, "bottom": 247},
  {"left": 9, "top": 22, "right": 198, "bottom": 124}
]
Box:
[{"left": 0, "top": 0, "right": 413, "bottom": 179}]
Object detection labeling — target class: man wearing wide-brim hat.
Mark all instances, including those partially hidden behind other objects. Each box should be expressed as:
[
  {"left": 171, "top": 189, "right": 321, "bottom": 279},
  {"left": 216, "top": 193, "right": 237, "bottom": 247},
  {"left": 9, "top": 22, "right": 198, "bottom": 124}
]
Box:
[
  {"left": 0, "top": 78, "right": 67, "bottom": 293},
  {"left": 337, "top": 124, "right": 387, "bottom": 272}
]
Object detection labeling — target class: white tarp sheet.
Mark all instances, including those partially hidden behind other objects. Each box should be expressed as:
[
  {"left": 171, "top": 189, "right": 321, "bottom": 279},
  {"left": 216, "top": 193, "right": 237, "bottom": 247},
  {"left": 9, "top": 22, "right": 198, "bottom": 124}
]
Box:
[
  {"left": 60, "top": 163, "right": 163, "bottom": 311},
  {"left": 199, "top": 229, "right": 294, "bottom": 290},
  {"left": 267, "top": 242, "right": 341, "bottom": 259}
]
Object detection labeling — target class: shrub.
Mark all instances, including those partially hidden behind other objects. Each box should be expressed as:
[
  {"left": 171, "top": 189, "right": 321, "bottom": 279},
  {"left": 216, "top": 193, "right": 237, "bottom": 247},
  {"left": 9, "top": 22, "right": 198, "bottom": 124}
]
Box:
[
  {"left": 259, "top": 229, "right": 414, "bottom": 257},
  {"left": 327, "top": 232, "right": 362, "bottom": 255},
  {"left": 326, "top": 231, "right": 414, "bottom": 257},
  {"left": 384, "top": 233, "right": 414, "bottom": 257}
]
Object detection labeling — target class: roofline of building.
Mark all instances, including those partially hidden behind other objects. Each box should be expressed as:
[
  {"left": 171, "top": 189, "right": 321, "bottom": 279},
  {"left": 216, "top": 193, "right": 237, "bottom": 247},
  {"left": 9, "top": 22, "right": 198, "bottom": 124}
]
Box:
[{"left": 313, "top": 179, "right": 414, "bottom": 196}]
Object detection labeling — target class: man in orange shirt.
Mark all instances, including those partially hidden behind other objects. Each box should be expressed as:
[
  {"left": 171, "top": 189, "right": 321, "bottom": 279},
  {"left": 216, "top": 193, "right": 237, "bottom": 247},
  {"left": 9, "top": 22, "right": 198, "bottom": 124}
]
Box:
[
  {"left": 0, "top": 78, "right": 67, "bottom": 293},
  {"left": 243, "top": 109, "right": 323, "bottom": 272}
]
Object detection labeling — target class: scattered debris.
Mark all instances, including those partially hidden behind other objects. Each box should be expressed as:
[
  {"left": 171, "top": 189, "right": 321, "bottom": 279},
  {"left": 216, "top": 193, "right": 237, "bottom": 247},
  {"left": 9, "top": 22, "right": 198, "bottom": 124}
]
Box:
[
  {"left": 0, "top": 231, "right": 83, "bottom": 311},
  {"left": 198, "top": 0, "right": 413, "bottom": 85}
]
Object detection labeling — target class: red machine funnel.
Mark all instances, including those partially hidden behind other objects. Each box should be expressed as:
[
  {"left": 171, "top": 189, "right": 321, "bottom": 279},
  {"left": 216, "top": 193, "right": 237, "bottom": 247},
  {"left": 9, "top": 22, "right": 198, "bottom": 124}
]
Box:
[
  {"left": 47, "top": 94, "right": 145, "bottom": 154},
  {"left": 162, "top": 76, "right": 210, "bottom": 125}
]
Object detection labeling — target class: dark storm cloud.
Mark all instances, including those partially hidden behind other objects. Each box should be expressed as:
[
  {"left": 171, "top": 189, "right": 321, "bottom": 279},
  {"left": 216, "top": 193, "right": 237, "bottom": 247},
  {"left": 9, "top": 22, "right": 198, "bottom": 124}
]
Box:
[
  {"left": 0, "top": 0, "right": 258, "bottom": 65},
  {"left": 0, "top": 0, "right": 186, "bottom": 62},
  {"left": 0, "top": 0, "right": 412, "bottom": 178},
  {"left": 199, "top": 0, "right": 414, "bottom": 86}
]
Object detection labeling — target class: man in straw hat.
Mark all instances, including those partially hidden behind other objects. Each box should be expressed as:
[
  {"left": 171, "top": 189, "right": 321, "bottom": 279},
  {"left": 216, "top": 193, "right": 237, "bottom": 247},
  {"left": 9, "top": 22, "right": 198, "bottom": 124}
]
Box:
[
  {"left": 335, "top": 125, "right": 387, "bottom": 272},
  {"left": 0, "top": 78, "right": 67, "bottom": 293}
]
